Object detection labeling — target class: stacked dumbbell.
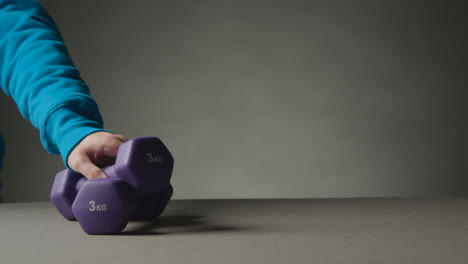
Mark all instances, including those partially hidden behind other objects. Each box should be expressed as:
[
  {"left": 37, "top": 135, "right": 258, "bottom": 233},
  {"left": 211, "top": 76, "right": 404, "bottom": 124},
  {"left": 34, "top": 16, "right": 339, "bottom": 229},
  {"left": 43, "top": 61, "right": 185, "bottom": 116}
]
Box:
[{"left": 50, "top": 136, "right": 174, "bottom": 234}]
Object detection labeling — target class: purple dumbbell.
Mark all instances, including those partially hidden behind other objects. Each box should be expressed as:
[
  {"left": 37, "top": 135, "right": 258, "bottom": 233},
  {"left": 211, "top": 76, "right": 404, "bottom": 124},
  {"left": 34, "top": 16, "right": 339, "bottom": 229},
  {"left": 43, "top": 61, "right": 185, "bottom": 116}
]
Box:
[{"left": 50, "top": 137, "right": 174, "bottom": 234}]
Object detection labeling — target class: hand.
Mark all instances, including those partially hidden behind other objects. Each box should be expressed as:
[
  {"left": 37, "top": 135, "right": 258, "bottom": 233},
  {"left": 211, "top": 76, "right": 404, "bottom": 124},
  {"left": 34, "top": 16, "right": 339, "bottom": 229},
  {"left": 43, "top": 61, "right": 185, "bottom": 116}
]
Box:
[{"left": 67, "top": 131, "right": 128, "bottom": 179}]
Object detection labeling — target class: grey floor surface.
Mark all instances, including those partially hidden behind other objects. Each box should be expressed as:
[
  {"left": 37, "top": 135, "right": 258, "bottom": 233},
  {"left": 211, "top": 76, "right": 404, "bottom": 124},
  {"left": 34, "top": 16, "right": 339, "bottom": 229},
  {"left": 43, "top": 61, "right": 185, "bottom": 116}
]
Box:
[{"left": 0, "top": 198, "right": 467, "bottom": 263}]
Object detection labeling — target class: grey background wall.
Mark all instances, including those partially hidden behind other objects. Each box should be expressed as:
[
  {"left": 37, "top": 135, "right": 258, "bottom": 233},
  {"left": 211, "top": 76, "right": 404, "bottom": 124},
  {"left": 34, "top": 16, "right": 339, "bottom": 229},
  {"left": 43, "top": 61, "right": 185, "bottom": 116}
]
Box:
[{"left": 0, "top": 0, "right": 466, "bottom": 202}]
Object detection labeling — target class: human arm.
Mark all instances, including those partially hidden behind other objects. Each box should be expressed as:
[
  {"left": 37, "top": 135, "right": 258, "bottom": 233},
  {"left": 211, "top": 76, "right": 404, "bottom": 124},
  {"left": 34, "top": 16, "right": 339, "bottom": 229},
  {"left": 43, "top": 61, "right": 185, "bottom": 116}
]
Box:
[{"left": 0, "top": 0, "right": 123, "bottom": 179}]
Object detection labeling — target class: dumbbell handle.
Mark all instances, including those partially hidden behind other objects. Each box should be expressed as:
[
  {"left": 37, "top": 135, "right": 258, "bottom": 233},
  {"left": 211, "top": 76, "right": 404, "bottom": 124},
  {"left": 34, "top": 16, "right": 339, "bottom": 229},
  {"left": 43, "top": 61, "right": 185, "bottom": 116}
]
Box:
[
  {"left": 73, "top": 167, "right": 123, "bottom": 193},
  {"left": 73, "top": 168, "right": 168, "bottom": 197},
  {"left": 73, "top": 167, "right": 118, "bottom": 193},
  {"left": 75, "top": 177, "right": 87, "bottom": 193}
]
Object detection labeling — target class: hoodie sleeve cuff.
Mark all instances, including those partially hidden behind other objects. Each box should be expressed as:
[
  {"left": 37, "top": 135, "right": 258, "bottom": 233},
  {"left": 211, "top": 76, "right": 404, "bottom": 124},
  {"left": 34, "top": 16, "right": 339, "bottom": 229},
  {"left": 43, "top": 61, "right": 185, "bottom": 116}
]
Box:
[{"left": 41, "top": 99, "right": 109, "bottom": 170}]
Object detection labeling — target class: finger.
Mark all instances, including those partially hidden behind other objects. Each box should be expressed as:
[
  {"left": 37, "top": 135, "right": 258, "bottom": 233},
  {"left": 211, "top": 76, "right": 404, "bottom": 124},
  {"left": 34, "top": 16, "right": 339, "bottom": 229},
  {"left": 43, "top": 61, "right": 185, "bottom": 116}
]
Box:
[
  {"left": 75, "top": 157, "right": 108, "bottom": 179},
  {"left": 102, "top": 139, "right": 124, "bottom": 158},
  {"left": 114, "top": 134, "right": 128, "bottom": 142}
]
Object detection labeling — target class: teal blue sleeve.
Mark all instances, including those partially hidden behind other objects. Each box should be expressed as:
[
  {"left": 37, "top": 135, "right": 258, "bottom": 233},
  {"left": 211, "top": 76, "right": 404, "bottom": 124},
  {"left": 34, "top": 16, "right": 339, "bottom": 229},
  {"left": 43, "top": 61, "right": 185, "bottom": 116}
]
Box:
[{"left": 0, "top": 0, "right": 106, "bottom": 169}]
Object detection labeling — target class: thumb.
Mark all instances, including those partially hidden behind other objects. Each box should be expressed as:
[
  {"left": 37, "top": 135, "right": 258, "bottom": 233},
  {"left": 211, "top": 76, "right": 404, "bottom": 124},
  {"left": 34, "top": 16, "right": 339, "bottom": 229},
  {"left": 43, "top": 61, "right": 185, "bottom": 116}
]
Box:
[{"left": 75, "top": 157, "right": 108, "bottom": 180}]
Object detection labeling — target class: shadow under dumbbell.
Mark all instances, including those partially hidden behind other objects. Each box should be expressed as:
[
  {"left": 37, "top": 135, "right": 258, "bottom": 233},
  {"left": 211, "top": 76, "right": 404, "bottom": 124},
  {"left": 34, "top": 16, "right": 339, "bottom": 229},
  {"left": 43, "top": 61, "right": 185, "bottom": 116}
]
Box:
[{"left": 117, "top": 214, "right": 247, "bottom": 236}]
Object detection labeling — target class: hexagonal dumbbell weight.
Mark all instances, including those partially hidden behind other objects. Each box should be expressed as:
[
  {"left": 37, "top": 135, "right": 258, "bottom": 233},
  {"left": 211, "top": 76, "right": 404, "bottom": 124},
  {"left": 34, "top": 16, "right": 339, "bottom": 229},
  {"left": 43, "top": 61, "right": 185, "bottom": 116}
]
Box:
[
  {"left": 72, "top": 176, "right": 135, "bottom": 234},
  {"left": 104, "top": 136, "right": 173, "bottom": 193},
  {"left": 50, "top": 136, "right": 174, "bottom": 234},
  {"left": 50, "top": 170, "right": 135, "bottom": 234}
]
